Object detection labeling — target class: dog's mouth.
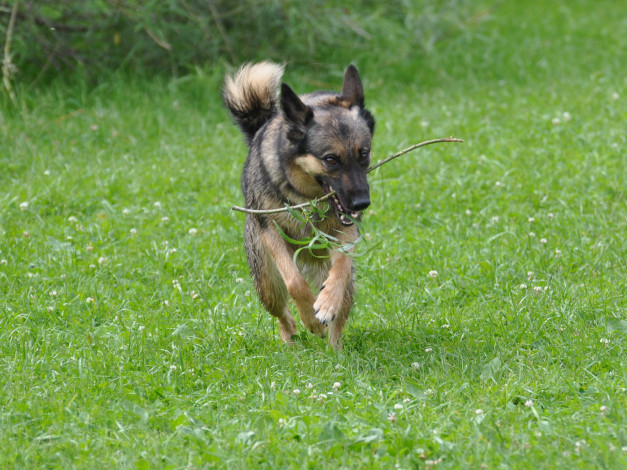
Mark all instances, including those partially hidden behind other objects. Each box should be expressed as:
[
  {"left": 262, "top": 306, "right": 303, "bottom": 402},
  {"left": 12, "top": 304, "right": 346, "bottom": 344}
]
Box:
[{"left": 322, "top": 182, "right": 359, "bottom": 226}]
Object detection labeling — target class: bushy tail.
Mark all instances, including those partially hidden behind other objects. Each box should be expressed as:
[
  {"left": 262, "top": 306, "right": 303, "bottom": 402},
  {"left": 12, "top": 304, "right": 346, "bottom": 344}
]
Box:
[{"left": 222, "top": 61, "right": 285, "bottom": 144}]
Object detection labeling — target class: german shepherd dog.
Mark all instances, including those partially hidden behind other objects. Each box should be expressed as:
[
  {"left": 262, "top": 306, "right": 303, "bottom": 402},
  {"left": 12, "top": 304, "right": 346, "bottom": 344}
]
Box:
[{"left": 223, "top": 62, "right": 375, "bottom": 350}]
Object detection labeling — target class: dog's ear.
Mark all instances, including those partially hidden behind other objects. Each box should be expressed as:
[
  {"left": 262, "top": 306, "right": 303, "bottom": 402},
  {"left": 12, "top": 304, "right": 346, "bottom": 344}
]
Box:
[
  {"left": 340, "top": 65, "right": 365, "bottom": 108},
  {"left": 281, "top": 83, "right": 313, "bottom": 126}
]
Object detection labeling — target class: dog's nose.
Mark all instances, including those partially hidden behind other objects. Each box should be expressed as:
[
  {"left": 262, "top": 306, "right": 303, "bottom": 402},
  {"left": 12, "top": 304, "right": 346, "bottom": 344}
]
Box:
[{"left": 348, "top": 196, "right": 370, "bottom": 212}]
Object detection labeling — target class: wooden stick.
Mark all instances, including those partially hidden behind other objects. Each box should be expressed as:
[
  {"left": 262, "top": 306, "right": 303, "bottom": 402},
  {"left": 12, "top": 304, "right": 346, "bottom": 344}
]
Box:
[{"left": 231, "top": 137, "right": 463, "bottom": 215}]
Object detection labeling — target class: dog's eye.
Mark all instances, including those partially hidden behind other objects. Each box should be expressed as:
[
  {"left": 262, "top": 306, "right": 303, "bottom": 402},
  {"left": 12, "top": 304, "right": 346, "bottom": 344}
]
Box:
[
  {"left": 359, "top": 149, "right": 370, "bottom": 162},
  {"left": 323, "top": 155, "right": 339, "bottom": 167}
]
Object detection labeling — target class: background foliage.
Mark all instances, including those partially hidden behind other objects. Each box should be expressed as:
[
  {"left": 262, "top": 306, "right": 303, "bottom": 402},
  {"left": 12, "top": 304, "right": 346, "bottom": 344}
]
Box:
[{"left": 1, "top": 0, "right": 479, "bottom": 81}]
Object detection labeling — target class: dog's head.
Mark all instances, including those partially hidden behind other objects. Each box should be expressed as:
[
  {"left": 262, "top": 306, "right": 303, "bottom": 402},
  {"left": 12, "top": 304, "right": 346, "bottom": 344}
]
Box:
[{"left": 280, "top": 65, "right": 375, "bottom": 226}]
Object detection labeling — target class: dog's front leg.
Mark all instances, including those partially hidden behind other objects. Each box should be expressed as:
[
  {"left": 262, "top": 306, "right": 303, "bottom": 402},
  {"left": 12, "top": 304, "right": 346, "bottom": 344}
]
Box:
[
  {"left": 314, "top": 246, "right": 355, "bottom": 350},
  {"left": 260, "top": 228, "right": 326, "bottom": 338}
]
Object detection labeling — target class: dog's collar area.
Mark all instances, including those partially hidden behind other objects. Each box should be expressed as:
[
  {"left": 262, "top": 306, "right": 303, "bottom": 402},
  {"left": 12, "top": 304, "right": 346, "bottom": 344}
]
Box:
[{"left": 322, "top": 182, "right": 359, "bottom": 226}]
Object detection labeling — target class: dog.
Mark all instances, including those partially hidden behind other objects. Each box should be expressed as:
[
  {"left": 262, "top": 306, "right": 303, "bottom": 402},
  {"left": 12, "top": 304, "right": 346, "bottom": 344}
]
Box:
[{"left": 223, "top": 62, "right": 375, "bottom": 350}]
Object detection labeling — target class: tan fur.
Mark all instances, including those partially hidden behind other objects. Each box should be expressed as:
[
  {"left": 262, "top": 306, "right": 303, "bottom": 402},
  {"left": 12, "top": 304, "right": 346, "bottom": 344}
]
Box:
[
  {"left": 223, "top": 61, "right": 284, "bottom": 112},
  {"left": 260, "top": 228, "right": 327, "bottom": 338}
]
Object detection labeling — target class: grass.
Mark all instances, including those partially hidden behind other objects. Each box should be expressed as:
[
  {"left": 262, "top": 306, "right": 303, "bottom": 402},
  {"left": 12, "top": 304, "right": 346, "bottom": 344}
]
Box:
[{"left": 1, "top": 0, "right": 626, "bottom": 468}]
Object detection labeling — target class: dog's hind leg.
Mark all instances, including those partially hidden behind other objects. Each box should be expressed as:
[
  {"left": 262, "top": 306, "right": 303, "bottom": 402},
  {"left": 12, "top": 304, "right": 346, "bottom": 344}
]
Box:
[{"left": 260, "top": 228, "right": 326, "bottom": 338}]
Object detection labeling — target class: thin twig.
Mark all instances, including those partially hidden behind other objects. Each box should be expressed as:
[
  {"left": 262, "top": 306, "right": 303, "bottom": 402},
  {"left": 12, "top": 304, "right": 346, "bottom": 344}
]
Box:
[
  {"left": 231, "top": 137, "right": 463, "bottom": 215},
  {"left": 206, "top": 0, "right": 236, "bottom": 63},
  {"left": 2, "top": 0, "right": 19, "bottom": 103},
  {"left": 367, "top": 137, "right": 463, "bottom": 173},
  {"left": 232, "top": 192, "right": 336, "bottom": 214}
]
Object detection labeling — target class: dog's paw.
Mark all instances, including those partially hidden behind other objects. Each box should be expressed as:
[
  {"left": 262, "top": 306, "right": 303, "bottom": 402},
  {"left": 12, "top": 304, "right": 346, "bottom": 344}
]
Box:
[
  {"left": 307, "top": 319, "right": 327, "bottom": 338},
  {"left": 313, "top": 284, "right": 342, "bottom": 325},
  {"left": 278, "top": 316, "right": 298, "bottom": 345}
]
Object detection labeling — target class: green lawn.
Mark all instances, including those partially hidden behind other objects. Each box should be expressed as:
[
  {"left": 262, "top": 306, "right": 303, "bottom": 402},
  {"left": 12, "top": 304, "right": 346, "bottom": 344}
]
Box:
[{"left": 1, "top": 0, "right": 626, "bottom": 468}]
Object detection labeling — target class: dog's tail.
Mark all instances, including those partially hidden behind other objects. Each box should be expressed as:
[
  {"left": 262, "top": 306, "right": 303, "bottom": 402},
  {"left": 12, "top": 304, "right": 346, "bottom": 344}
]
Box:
[{"left": 222, "top": 61, "right": 285, "bottom": 144}]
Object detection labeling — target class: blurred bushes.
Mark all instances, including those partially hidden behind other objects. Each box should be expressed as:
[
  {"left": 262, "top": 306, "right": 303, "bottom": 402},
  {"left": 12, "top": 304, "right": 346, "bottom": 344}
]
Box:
[{"left": 0, "top": 0, "right": 482, "bottom": 82}]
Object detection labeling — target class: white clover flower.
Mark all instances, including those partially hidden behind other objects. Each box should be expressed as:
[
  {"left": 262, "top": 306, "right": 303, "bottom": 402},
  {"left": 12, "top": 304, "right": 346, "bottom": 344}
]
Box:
[
  {"left": 533, "top": 286, "right": 543, "bottom": 292},
  {"left": 428, "top": 270, "right": 438, "bottom": 279},
  {"left": 420, "top": 121, "right": 429, "bottom": 128},
  {"left": 394, "top": 403, "right": 403, "bottom": 411},
  {"left": 161, "top": 216, "right": 170, "bottom": 223},
  {"left": 172, "top": 280, "right": 180, "bottom": 287},
  {"left": 154, "top": 201, "right": 162, "bottom": 208},
  {"left": 0, "top": 259, "right": 7, "bottom": 265},
  {"left": 333, "top": 382, "right": 341, "bottom": 390},
  {"left": 293, "top": 389, "right": 300, "bottom": 395},
  {"left": 122, "top": 208, "right": 130, "bottom": 215},
  {"left": 562, "top": 112, "right": 571, "bottom": 121},
  {"left": 89, "top": 264, "right": 96, "bottom": 269},
  {"left": 130, "top": 228, "right": 137, "bottom": 235},
  {"left": 49, "top": 290, "right": 57, "bottom": 297},
  {"left": 475, "top": 409, "right": 484, "bottom": 415},
  {"left": 600, "top": 405, "right": 608, "bottom": 414},
  {"left": 86, "top": 297, "right": 95, "bottom": 303},
  {"left": 138, "top": 325, "right": 145, "bottom": 332},
  {"left": 411, "top": 362, "right": 421, "bottom": 370},
  {"left": 188, "top": 228, "right": 197, "bottom": 235},
  {"left": 164, "top": 300, "right": 169, "bottom": 307},
  {"left": 235, "top": 277, "right": 244, "bottom": 283},
  {"left": 425, "top": 347, "right": 433, "bottom": 353},
  {"left": 555, "top": 248, "right": 562, "bottom": 257},
  {"left": 529, "top": 232, "right": 536, "bottom": 238},
  {"left": 98, "top": 256, "right": 106, "bottom": 264},
  {"left": 491, "top": 216, "right": 500, "bottom": 223},
  {"left": 611, "top": 92, "right": 619, "bottom": 100},
  {"left": 23, "top": 231, "right": 30, "bottom": 238},
  {"left": 270, "top": 381, "right": 276, "bottom": 390},
  {"left": 68, "top": 216, "right": 78, "bottom": 223},
  {"left": 552, "top": 117, "right": 560, "bottom": 125},
  {"left": 403, "top": 398, "right": 410, "bottom": 404},
  {"left": 44, "top": 170, "right": 51, "bottom": 176},
  {"left": 465, "top": 209, "right": 472, "bottom": 216},
  {"left": 527, "top": 271, "right": 535, "bottom": 280},
  {"left": 19, "top": 201, "right": 29, "bottom": 211},
  {"left": 540, "top": 238, "right": 547, "bottom": 244},
  {"left": 495, "top": 181, "right": 502, "bottom": 188},
  {"left": 525, "top": 399, "right": 533, "bottom": 407},
  {"left": 520, "top": 284, "right": 528, "bottom": 289},
  {"left": 169, "top": 248, "right": 177, "bottom": 254},
  {"left": 387, "top": 412, "right": 396, "bottom": 422},
  {"left": 192, "top": 292, "right": 200, "bottom": 300},
  {"left": 600, "top": 338, "right": 610, "bottom": 345},
  {"left": 170, "top": 364, "right": 177, "bottom": 371},
  {"left": 528, "top": 217, "right": 535, "bottom": 223},
  {"left": 278, "top": 418, "right": 287, "bottom": 428},
  {"left": 548, "top": 213, "right": 554, "bottom": 219},
  {"left": 86, "top": 245, "right": 94, "bottom": 252}
]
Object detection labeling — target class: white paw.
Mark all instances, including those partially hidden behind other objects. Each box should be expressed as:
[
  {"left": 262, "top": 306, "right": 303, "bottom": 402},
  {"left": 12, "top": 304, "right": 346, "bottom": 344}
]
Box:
[{"left": 313, "top": 286, "right": 341, "bottom": 325}]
